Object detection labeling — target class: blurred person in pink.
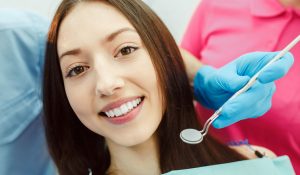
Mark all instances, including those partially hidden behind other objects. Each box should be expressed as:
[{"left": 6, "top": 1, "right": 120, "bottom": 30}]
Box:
[{"left": 181, "top": 0, "right": 300, "bottom": 173}]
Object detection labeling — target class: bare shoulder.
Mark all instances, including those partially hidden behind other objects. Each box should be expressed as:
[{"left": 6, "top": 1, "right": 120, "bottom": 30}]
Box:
[{"left": 230, "top": 145, "right": 277, "bottom": 159}]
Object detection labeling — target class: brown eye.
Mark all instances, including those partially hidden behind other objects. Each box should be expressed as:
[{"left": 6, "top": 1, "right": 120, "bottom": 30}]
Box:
[
  {"left": 120, "top": 47, "right": 134, "bottom": 55},
  {"left": 67, "top": 65, "right": 89, "bottom": 77},
  {"left": 116, "top": 46, "right": 138, "bottom": 57}
]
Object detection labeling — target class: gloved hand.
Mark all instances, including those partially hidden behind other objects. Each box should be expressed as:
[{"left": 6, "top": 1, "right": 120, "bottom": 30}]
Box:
[{"left": 194, "top": 52, "right": 294, "bottom": 128}]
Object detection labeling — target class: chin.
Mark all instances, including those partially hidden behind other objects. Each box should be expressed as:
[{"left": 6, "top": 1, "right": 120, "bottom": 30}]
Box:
[{"left": 113, "top": 130, "right": 156, "bottom": 147}]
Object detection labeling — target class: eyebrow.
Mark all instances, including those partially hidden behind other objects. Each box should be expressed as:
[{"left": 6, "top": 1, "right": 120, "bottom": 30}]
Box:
[
  {"left": 59, "top": 27, "right": 137, "bottom": 60},
  {"left": 59, "top": 49, "right": 81, "bottom": 60},
  {"left": 106, "top": 27, "right": 136, "bottom": 42}
]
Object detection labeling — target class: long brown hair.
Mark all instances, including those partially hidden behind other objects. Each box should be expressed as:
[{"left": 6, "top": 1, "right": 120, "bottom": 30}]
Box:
[{"left": 43, "top": 0, "right": 245, "bottom": 174}]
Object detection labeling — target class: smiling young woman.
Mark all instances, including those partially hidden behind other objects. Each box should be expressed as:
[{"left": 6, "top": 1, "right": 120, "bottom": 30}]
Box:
[{"left": 43, "top": 0, "right": 248, "bottom": 174}]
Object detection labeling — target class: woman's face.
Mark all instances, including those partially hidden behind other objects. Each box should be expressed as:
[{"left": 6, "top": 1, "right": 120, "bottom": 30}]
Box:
[{"left": 57, "top": 1, "right": 163, "bottom": 147}]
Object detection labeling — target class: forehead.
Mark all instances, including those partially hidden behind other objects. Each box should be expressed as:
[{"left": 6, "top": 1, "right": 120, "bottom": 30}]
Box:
[{"left": 57, "top": 1, "right": 136, "bottom": 53}]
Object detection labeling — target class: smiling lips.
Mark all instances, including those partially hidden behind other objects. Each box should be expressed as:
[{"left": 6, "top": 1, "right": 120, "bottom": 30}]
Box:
[
  {"left": 104, "top": 98, "right": 142, "bottom": 117},
  {"left": 99, "top": 97, "right": 144, "bottom": 124}
]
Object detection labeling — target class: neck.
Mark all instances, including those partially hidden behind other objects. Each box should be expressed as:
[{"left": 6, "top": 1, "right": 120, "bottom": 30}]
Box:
[
  {"left": 106, "top": 134, "right": 160, "bottom": 175},
  {"left": 278, "top": 0, "right": 300, "bottom": 8}
]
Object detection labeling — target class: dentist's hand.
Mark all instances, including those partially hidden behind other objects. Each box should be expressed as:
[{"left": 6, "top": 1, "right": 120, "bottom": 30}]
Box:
[{"left": 194, "top": 52, "right": 294, "bottom": 128}]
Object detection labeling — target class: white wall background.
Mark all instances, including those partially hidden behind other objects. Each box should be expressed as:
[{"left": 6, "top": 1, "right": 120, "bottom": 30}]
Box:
[
  {"left": 143, "top": 0, "right": 200, "bottom": 42},
  {"left": 0, "top": 0, "right": 200, "bottom": 42}
]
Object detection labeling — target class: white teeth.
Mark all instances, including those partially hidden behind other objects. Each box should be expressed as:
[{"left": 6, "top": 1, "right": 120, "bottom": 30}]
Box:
[
  {"left": 114, "top": 108, "right": 121, "bottom": 117},
  {"left": 133, "top": 100, "right": 138, "bottom": 107},
  {"left": 120, "top": 104, "right": 128, "bottom": 114},
  {"left": 126, "top": 102, "right": 133, "bottom": 110},
  {"left": 103, "top": 97, "right": 142, "bottom": 118},
  {"left": 108, "top": 111, "right": 114, "bottom": 117}
]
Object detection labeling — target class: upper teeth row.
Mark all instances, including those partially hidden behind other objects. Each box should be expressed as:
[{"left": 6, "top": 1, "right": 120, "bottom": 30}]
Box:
[{"left": 105, "top": 98, "right": 142, "bottom": 117}]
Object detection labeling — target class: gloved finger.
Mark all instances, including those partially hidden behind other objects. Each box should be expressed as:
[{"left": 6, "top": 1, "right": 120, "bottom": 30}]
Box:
[
  {"left": 204, "top": 73, "right": 250, "bottom": 109},
  {"left": 213, "top": 71, "right": 250, "bottom": 93},
  {"left": 212, "top": 87, "right": 274, "bottom": 129},
  {"left": 257, "top": 52, "right": 294, "bottom": 83},
  {"left": 212, "top": 82, "right": 275, "bottom": 128},
  {"left": 193, "top": 66, "right": 216, "bottom": 108},
  {"left": 238, "top": 52, "right": 294, "bottom": 78},
  {"left": 214, "top": 82, "right": 275, "bottom": 128},
  {"left": 237, "top": 52, "right": 281, "bottom": 76}
]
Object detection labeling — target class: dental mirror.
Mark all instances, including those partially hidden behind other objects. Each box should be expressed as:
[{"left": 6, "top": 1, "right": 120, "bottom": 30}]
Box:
[{"left": 180, "top": 128, "right": 203, "bottom": 144}]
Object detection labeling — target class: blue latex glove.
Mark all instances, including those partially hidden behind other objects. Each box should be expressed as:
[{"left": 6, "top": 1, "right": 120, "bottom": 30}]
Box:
[{"left": 194, "top": 52, "right": 294, "bottom": 128}]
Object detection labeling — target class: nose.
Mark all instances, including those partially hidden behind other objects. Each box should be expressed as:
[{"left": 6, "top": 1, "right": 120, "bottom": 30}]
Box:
[{"left": 95, "top": 65, "right": 125, "bottom": 97}]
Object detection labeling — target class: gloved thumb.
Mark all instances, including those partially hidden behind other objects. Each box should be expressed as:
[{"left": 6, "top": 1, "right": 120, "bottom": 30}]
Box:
[
  {"left": 220, "top": 74, "right": 250, "bottom": 93},
  {"left": 258, "top": 52, "right": 294, "bottom": 83}
]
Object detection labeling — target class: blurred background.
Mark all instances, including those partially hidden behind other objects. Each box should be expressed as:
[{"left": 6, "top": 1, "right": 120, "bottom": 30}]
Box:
[{"left": 0, "top": 0, "right": 200, "bottom": 42}]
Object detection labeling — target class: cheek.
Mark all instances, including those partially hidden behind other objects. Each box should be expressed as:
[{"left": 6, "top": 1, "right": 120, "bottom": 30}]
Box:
[
  {"left": 64, "top": 81, "right": 101, "bottom": 133},
  {"left": 64, "top": 81, "right": 91, "bottom": 117},
  {"left": 136, "top": 53, "right": 159, "bottom": 88},
  {"left": 138, "top": 59, "right": 164, "bottom": 115}
]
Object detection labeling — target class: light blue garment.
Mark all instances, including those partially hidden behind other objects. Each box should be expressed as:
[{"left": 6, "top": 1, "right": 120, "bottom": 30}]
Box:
[
  {"left": 163, "top": 156, "right": 295, "bottom": 175},
  {"left": 0, "top": 9, "right": 55, "bottom": 175}
]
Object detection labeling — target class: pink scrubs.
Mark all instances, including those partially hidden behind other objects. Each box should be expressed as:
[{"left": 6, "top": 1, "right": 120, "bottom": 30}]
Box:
[{"left": 181, "top": 0, "right": 300, "bottom": 173}]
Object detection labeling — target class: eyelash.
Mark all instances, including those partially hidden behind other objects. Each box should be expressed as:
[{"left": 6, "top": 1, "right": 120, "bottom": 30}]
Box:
[
  {"left": 115, "top": 45, "right": 139, "bottom": 58},
  {"left": 65, "top": 46, "right": 138, "bottom": 78},
  {"left": 66, "top": 65, "right": 90, "bottom": 78}
]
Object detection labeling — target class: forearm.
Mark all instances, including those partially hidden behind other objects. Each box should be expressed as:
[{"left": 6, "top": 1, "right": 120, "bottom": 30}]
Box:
[{"left": 180, "top": 48, "right": 203, "bottom": 84}]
